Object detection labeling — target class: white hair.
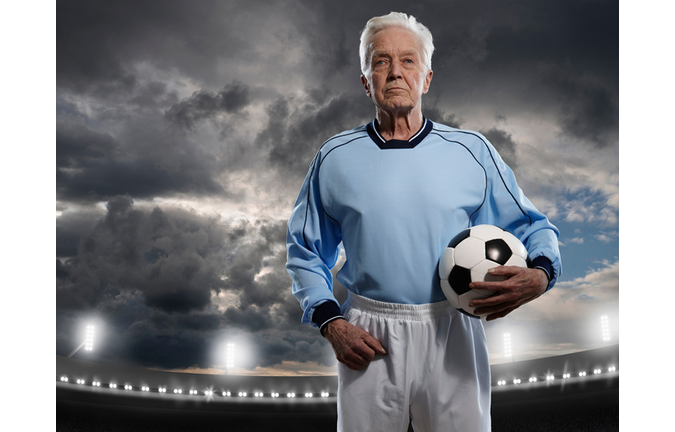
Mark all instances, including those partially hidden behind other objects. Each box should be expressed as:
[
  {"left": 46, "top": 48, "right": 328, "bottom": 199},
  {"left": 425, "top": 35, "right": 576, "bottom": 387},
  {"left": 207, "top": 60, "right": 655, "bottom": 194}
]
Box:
[{"left": 359, "top": 12, "right": 435, "bottom": 76}]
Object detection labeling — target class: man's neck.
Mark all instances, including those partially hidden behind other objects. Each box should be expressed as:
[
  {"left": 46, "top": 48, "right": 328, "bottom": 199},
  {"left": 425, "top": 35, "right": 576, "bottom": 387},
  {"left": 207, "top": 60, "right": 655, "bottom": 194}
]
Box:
[{"left": 375, "top": 108, "right": 424, "bottom": 141}]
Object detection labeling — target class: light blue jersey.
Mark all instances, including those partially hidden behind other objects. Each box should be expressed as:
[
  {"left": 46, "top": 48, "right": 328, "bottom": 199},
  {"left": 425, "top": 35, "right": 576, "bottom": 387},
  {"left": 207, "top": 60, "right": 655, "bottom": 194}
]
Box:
[{"left": 286, "top": 119, "right": 561, "bottom": 326}]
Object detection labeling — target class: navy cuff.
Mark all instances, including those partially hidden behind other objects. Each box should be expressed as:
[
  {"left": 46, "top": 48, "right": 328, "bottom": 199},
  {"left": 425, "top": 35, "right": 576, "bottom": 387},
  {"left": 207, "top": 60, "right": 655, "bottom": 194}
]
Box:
[
  {"left": 531, "top": 256, "right": 553, "bottom": 284},
  {"left": 312, "top": 301, "right": 343, "bottom": 336}
]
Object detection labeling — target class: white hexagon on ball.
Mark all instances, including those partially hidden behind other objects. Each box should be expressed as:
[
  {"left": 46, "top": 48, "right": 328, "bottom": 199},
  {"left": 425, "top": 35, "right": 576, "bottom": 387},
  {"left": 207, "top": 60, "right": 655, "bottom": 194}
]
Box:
[{"left": 453, "top": 237, "right": 487, "bottom": 268}]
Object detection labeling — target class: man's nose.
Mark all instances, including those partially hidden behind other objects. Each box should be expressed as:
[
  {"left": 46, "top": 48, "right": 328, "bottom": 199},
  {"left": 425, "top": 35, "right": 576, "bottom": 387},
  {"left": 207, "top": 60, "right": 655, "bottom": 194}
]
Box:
[{"left": 388, "top": 61, "right": 402, "bottom": 80}]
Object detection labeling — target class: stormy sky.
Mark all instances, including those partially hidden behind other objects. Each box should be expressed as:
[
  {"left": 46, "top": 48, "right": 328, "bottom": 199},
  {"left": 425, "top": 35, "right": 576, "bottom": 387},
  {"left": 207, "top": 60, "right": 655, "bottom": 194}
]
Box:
[{"left": 53, "top": 0, "right": 621, "bottom": 375}]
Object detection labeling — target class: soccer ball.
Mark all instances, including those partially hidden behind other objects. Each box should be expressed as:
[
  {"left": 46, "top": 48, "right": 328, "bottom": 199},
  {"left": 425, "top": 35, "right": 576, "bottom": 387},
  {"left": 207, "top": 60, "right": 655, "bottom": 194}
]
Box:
[{"left": 438, "top": 224, "right": 531, "bottom": 318}]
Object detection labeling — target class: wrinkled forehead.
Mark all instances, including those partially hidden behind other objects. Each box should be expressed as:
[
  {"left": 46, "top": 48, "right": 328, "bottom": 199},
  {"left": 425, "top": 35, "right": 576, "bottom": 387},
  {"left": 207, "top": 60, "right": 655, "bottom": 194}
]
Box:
[{"left": 367, "top": 27, "right": 424, "bottom": 61}]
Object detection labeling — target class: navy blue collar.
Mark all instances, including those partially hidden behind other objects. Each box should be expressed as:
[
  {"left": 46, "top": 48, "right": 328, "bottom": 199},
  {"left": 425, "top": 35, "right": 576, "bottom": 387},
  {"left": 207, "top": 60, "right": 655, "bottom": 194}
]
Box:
[{"left": 366, "top": 118, "right": 432, "bottom": 149}]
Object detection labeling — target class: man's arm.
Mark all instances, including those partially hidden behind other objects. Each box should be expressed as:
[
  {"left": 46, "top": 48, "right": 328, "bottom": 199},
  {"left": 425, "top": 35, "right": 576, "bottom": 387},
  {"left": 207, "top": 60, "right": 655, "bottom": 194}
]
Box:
[
  {"left": 286, "top": 152, "right": 343, "bottom": 326},
  {"left": 468, "top": 134, "right": 562, "bottom": 320},
  {"left": 286, "top": 146, "right": 387, "bottom": 369}
]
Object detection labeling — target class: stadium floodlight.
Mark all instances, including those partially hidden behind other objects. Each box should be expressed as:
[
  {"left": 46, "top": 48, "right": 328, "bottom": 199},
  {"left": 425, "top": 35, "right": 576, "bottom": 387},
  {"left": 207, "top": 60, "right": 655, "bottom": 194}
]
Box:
[
  {"left": 600, "top": 316, "right": 611, "bottom": 341},
  {"left": 225, "top": 343, "right": 236, "bottom": 374},
  {"left": 68, "top": 324, "right": 96, "bottom": 358},
  {"left": 85, "top": 325, "right": 95, "bottom": 350},
  {"left": 503, "top": 333, "right": 513, "bottom": 362}
]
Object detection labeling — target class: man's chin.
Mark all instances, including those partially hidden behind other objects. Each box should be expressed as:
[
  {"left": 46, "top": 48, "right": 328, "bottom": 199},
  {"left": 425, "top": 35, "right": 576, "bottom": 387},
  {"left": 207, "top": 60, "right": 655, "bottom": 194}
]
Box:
[{"left": 377, "top": 98, "right": 417, "bottom": 113}]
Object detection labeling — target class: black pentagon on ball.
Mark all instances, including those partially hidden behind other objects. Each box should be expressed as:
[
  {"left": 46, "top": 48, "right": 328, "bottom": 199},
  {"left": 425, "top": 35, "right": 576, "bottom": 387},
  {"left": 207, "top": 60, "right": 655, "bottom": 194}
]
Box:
[
  {"left": 448, "top": 265, "right": 472, "bottom": 295},
  {"left": 447, "top": 228, "right": 471, "bottom": 248},
  {"left": 485, "top": 239, "right": 512, "bottom": 265}
]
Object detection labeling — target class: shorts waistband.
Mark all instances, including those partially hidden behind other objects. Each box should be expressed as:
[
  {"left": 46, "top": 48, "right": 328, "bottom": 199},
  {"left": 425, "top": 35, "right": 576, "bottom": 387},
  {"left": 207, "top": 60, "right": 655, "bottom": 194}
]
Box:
[{"left": 342, "top": 291, "right": 454, "bottom": 321}]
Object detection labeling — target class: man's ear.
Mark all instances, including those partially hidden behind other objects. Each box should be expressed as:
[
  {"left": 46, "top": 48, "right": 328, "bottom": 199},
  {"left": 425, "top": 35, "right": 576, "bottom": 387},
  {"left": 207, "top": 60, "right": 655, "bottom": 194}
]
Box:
[
  {"left": 422, "top": 69, "right": 433, "bottom": 94},
  {"left": 360, "top": 74, "right": 371, "bottom": 98}
]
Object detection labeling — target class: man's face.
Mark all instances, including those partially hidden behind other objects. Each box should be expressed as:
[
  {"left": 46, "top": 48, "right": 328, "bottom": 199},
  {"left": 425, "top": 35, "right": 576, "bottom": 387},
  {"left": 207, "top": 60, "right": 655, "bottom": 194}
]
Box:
[{"left": 361, "top": 27, "right": 433, "bottom": 115}]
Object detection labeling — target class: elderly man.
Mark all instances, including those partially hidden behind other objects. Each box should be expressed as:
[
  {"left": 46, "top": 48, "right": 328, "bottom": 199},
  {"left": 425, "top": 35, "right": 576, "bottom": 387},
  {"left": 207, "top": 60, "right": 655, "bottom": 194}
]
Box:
[{"left": 286, "top": 12, "right": 561, "bottom": 432}]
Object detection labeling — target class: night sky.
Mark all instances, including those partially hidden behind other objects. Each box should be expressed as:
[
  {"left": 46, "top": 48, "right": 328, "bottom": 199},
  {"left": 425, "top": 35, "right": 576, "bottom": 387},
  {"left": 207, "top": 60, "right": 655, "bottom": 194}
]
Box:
[{"left": 49, "top": 0, "right": 623, "bottom": 376}]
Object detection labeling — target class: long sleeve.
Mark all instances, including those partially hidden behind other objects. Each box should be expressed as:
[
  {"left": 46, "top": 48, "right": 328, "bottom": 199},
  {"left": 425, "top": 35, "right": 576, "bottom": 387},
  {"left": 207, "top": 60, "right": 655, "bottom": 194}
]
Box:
[
  {"left": 286, "top": 152, "right": 343, "bottom": 326},
  {"left": 470, "top": 135, "right": 562, "bottom": 290}
]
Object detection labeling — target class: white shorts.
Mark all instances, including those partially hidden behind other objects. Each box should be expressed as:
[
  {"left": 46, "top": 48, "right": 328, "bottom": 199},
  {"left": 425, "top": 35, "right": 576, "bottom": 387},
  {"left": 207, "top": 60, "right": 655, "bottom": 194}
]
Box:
[{"left": 337, "top": 292, "right": 491, "bottom": 432}]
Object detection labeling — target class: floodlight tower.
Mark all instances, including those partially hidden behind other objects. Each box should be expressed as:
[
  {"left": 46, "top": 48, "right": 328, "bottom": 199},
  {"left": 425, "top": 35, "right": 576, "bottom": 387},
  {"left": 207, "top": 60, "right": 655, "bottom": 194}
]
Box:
[
  {"left": 68, "top": 325, "right": 95, "bottom": 358},
  {"left": 503, "top": 333, "right": 514, "bottom": 362},
  {"left": 600, "top": 315, "right": 611, "bottom": 342},
  {"left": 225, "top": 343, "right": 236, "bottom": 374}
]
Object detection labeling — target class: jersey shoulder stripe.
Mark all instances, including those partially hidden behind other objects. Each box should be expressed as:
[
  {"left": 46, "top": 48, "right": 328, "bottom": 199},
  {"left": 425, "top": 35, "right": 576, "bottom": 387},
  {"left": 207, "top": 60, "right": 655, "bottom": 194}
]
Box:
[
  {"left": 317, "top": 125, "right": 369, "bottom": 159},
  {"left": 430, "top": 121, "right": 533, "bottom": 227}
]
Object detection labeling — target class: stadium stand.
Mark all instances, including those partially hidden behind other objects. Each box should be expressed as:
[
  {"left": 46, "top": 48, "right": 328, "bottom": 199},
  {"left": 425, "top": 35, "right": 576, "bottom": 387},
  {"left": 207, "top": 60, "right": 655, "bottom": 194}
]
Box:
[{"left": 57, "top": 344, "right": 618, "bottom": 431}]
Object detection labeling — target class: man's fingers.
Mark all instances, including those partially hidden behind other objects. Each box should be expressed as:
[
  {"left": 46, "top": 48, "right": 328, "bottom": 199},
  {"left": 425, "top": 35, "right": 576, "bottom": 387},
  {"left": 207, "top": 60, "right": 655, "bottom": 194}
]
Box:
[
  {"left": 486, "top": 265, "right": 522, "bottom": 277},
  {"left": 363, "top": 334, "right": 388, "bottom": 355},
  {"left": 469, "top": 266, "right": 525, "bottom": 291}
]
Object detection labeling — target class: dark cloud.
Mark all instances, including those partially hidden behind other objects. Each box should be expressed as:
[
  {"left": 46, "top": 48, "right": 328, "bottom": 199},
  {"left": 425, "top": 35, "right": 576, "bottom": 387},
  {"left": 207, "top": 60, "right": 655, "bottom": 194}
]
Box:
[
  {"left": 256, "top": 90, "right": 373, "bottom": 176},
  {"left": 57, "top": 195, "right": 228, "bottom": 313},
  {"left": 56, "top": 114, "right": 116, "bottom": 169},
  {"left": 479, "top": 127, "right": 518, "bottom": 168},
  {"left": 482, "top": 0, "right": 618, "bottom": 79},
  {"left": 543, "top": 67, "right": 618, "bottom": 148},
  {"left": 56, "top": 195, "right": 332, "bottom": 369},
  {"left": 56, "top": 106, "right": 229, "bottom": 202},
  {"left": 422, "top": 102, "right": 463, "bottom": 129},
  {"left": 164, "top": 82, "right": 250, "bottom": 130},
  {"left": 57, "top": 0, "right": 246, "bottom": 93},
  {"left": 56, "top": 208, "right": 102, "bottom": 258}
]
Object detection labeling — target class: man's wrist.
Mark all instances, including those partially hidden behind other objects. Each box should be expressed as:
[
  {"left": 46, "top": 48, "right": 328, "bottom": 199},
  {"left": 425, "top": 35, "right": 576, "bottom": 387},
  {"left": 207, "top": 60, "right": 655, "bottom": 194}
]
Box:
[
  {"left": 320, "top": 316, "right": 346, "bottom": 337},
  {"left": 312, "top": 301, "right": 344, "bottom": 337},
  {"left": 530, "top": 256, "right": 553, "bottom": 286}
]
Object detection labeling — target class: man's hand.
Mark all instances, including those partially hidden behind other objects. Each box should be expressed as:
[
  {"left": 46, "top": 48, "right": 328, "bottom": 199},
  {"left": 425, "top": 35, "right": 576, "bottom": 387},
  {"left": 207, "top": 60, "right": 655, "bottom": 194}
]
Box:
[
  {"left": 323, "top": 319, "right": 387, "bottom": 370},
  {"left": 468, "top": 266, "right": 548, "bottom": 321}
]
